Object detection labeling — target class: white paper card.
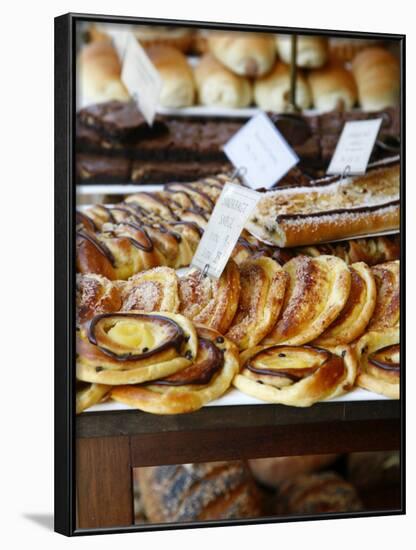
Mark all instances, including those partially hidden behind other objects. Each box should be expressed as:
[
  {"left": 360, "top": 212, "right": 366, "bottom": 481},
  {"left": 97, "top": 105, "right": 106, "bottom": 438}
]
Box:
[
  {"left": 327, "top": 119, "right": 383, "bottom": 175},
  {"left": 191, "top": 183, "right": 261, "bottom": 279},
  {"left": 223, "top": 112, "right": 299, "bottom": 189},
  {"left": 119, "top": 33, "right": 162, "bottom": 126}
]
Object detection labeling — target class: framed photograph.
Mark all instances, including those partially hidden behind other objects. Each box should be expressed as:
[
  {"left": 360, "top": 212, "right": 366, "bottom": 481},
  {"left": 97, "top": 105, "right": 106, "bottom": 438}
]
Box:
[{"left": 55, "top": 12, "right": 404, "bottom": 536}]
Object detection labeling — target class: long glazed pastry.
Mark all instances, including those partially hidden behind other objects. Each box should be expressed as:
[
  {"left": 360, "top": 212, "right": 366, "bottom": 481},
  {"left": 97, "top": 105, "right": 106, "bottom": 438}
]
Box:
[{"left": 246, "top": 163, "right": 400, "bottom": 247}]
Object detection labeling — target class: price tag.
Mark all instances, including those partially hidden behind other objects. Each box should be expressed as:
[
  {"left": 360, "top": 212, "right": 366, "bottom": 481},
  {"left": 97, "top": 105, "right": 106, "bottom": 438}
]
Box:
[
  {"left": 191, "top": 183, "right": 261, "bottom": 279},
  {"left": 223, "top": 112, "right": 299, "bottom": 189},
  {"left": 327, "top": 119, "right": 383, "bottom": 175},
  {"left": 117, "top": 32, "right": 162, "bottom": 126}
]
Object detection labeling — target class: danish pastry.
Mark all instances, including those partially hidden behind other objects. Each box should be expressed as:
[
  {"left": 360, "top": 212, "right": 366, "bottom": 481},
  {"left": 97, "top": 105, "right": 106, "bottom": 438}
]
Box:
[
  {"left": 111, "top": 326, "right": 239, "bottom": 414},
  {"left": 76, "top": 380, "right": 111, "bottom": 415},
  {"left": 118, "top": 267, "right": 179, "bottom": 313},
  {"left": 234, "top": 343, "right": 356, "bottom": 407},
  {"left": 263, "top": 255, "right": 351, "bottom": 345},
  {"left": 76, "top": 311, "right": 197, "bottom": 385},
  {"left": 76, "top": 273, "right": 122, "bottom": 326},
  {"left": 314, "top": 262, "right": 377, "bottom": 346},
  {"left": 226, "top": 258, "right": 288, "bottom": 349},
  {"left": 178, "top": 260, "right": 241, "bottom": 334},
  {"left": 355, "top": 327, "right": 400, "bottom": 398},
  {"left": 367, "top": 260, "right": 400, "bottom": 330}
]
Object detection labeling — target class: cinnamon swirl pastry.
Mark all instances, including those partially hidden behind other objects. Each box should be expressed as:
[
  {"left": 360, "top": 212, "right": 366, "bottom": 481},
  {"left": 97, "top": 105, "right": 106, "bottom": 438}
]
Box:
[
  {"left": 234, "top": 343, "right": 356, "bottom": 407},
  {"left": 263, "top": 255, "right": 351, "bottom": 345},
  {"left": 367, "top": 260, "right": 400, "bottom": 330},
  {"left": 355, "top": 327, "right": 400, "bottom": 398},
  {"left": 76, "top": 311, "right": 197, "bottom": 385},
  {"left": 76, "top": 273, "right": 122, "bottom": 326},
  {"left": 178, "top": 260, "right": 241, "bottom": 334},
  {"left": 119, "top": 267, "right": 179, "bottom": 313},
  {"left": 226, "top": 258, "right": 288, "bottom": 349},
  {"left": 111, "top": 326, "right": 239, "bottom": 414},
  {"left": 76, "top": 380, "right": 111, "bottom": 415},
  {"left": 314, "top": 262, "right": 377, "bottom": 346}
]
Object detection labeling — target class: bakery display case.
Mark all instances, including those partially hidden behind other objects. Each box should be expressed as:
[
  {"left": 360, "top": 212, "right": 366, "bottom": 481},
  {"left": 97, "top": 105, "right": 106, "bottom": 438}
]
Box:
[{"left": 55, "top": 13, "right": 404, "bottom": 537}]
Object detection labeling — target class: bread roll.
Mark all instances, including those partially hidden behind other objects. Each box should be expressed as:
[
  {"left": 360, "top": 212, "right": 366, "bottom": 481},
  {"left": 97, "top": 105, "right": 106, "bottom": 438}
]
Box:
[
  {"left": 146, "top": 45, "right": 195, "bottom": 108},
  {"left": 78, "top": 41, "right": 129, "bottom": 104},
  {"left": 254, "top": 61, "right": 311, "bottom": 111},
  {"left": 207, "top": 32, "right": 276, "bottom": 77},
  {"left": 329, "top": 37, "right": 383, "bottom": 63},
  {"left": 137, "top": 462, "right": 263, "bottom": 522},
  {"left": 194, "top": 54, "right": 252, "bottom": 108},
  {"left": 352, "top": 47, "right": 400, "bottom": 111},
  {"left": 276, "top": 35, "right": 328, "bottom": 68},
  {"left": 132, "top": 26, "right": 195, "bottom": 53},
  {"left": 308, "top": 62, "right": 358, "bottom": 112}
]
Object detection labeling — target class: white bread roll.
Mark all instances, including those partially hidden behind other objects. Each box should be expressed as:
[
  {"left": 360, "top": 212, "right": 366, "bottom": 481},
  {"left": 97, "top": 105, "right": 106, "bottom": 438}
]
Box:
[
  {"left": 146, "top": 45, "right": 195, "bottom": 108},
  {"left": 352, "top": 47, "right": 400, "bottom": 111},
  {"left": 207, "top": 32, "right": 276, "bottom": 77},
  {"left": 133, "top": 26, "right": 194, "bottom": 53},
  {"left": 194, "top": 54, "right": 252, "bottom": 108},
  {"left": 254, "top": 61, "right": 311, "bottom": 111},
  {"left": 78, "top": 41, "right": 129, "bottom": 104},
  {"left": 276, "top": 35, "right": 328, "bottom": 68},
  {"left": 308, "top": 62, "right": 358, "bottom": 112}
]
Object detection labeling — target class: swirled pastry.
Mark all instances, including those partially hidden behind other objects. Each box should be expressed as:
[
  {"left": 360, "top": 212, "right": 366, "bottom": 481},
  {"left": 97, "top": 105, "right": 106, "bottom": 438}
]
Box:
[
  {"left": 263, "top": 255, "right": 351, "bottom": 345},
  {"left": 179, "top": 260, "right": 241, "bottom": 334},
  {"left": 226, "top": 258, "right": 288, "bottom": 350},
  {"left": 234, "top": 343, "right": 356, "bottom": 407},
  {"left": 314, "top": 262, "right": 377, "bottom": 346},
  {"left": 118, "top": 267, "right": 179, "bottom": 313},
  {"left": 76, "top": 380, "right": 111, "bottom": 414},
  {"left": 76, "top": 273, "right": 122, "bottom": 326},
  {"left": 367, "top": 260, "right": 400, "bottom": 330},
  {"left": 76, "top": 311, "right": 197, "bottom": 385},
  {"left": 111, "top": 326, "right": 239, "bottom": 414},
  {"left": 355, "top": 327, "right": 399, "bottom": 398}
]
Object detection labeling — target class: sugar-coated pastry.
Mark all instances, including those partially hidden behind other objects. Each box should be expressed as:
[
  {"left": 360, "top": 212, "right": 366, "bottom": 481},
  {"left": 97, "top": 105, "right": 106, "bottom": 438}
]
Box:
[
  {"left": 111, "top": 326, "right": 239, "bottom": 414},
  {"left": 76, "top": 273, "right": 122, "bottom": 326},
  {"left": 314, "top": 262, "right": 377, "bottom": 346},
  {"left": 276, "top": 35, "right": 328, "bottom": 68},
  {"left": 76, "top": 311, "right": 197, "bottom": 385},
  {"left": 194, "top": 54, "right": 252, "bottom": 108},
  {"left": 263, "top": 256, "right": 351, "bottom": 346},
  {"left": 207, "top": 32, "right": 276, "bottom": 77},
  {"left": 234, "top": 343, "right": 356, "bottom": 407},
  {"left": 226, "top": 258, "right": 288, "bottom": 349},
  {"left": 254, "top": 62, "right": 312, "bottom": 112},
  {"left": 355, "top": 327, "right": 399, "bottom": 398},
  {"left": 367, "top": 260, "right": 400, "bottom": 330},
  {"left": 137, "top": 461, "right": 263, "bottom": 522},
  {"left": 179, "top": 260, "right": 241, "bottom": 334}
]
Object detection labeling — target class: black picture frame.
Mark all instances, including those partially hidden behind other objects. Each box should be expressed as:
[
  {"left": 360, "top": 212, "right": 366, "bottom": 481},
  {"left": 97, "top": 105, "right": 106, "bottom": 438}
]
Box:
[{"left": 55, "top": 12, "right": 405, "bottom": 536}]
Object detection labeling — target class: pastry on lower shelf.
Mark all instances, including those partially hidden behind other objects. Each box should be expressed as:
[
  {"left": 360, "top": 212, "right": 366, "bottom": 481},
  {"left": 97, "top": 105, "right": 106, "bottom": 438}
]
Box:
[
  {"left": 367, "top": 260, "right": 400, "bottom": 330},
  {"left": 276, "top": 472, "right": 363, "bottom": 515},
  {"left": 76, "top": 311, "right": 197, "bottom": 385},
  {"left": 355, "top": 327, "right": 400, "bottom": 398},
  {"left": 246, "top": 163, "right": 400, "bottom": 247},
  {"left": 263, "top": 255, "right": 351, "bottom": 345},
  {"left": 314, "top": 262, "right": 377, "bottom": 346},
  {"left": 118, "top": 267, "right": 179, "bottom": 313},
  {"left": 226, "top": 258, "right": 288, "bottom": 350},
  {"left": 234, "top": 343, "right": 356, "bottom": 407},
  {"left": 178, "top": 260, "right": 241, "bottom": 334},
  {"left": 76, "top": 380, "right": 111, "bottom": 415},
  {"left": 137, "top": 461, "right": 263, "bottom": 523},
  {"left": 111, "top": 326, "right": 239, "bottom": 414},
  {"left": 76, "top": 273, "right": 122, "bottom": 326}
]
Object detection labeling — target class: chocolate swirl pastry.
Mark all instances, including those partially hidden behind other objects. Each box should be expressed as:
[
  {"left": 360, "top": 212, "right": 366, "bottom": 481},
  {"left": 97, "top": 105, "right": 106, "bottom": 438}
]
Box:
[
  {"left": 276, "top": 472, "right": 363, "bottom": 515},
  {"left": 226, "top": 258, "right": 288, "bottom": 350},
  {"left": 234, "top": 343, "right": 356, "bottom": 407},
  {"left": 355, "top": 327, "right": 400, "bottom": 398},
  {"left": 263, "top": 255, "right": 351, "bottom": 346},
  {"left": 111, "top": 326, "right": 240, "bottom": 414},
  {"left": 76, "top": 311, "right": 198, "bottom": 385},
  {"left": 314, "top": 262, "right": 377, "bottom": 346}
]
